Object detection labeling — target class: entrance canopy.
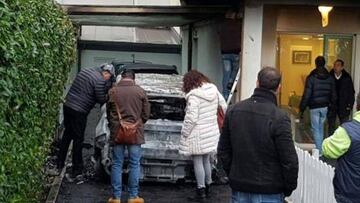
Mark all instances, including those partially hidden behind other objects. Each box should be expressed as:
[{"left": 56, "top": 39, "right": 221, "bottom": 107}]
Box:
[{"left": 62, "top": 5, "right": 235, "bottom": 26}]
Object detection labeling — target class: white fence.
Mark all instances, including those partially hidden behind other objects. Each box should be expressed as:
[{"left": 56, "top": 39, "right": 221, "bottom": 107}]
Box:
[{"left": 287, "top": 147, "right": 336, "bottom": 203}]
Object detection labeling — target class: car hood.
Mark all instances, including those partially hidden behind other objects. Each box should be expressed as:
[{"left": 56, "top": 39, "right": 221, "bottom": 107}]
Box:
[{"left": 116, "top": 73, "right": 184, "bottom": 97}]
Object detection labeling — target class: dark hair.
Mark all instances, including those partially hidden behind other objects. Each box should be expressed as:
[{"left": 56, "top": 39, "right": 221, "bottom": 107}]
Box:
[
  {"left": 183, "top": 70, "right": 210, "bottom": 93},
  {"left": 257, "top": 67, "right": 281, "bottom": 91},
  {"left": 315, "top": 56, "right": 326, "bottom": 68},
  {"left": 335, "top": 59, "right": 344, "bottom": 66},
  {"left": 121, "top": 69, "right": 135, "bottom": 80}
]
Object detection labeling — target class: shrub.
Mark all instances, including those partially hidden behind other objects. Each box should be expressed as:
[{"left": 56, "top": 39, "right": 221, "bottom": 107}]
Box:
[{"left": 0, "top": 0, "right": 76, "bottom": 202}]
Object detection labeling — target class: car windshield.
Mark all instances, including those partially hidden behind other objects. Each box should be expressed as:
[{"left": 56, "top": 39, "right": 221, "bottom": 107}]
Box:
[{"left": 137, "top": 73, "right": 185, "bottom": 121}]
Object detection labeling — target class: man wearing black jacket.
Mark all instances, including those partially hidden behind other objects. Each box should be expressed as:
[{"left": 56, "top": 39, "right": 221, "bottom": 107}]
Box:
[
  {"left": 56, "top": 63, "right": 114, "bottom": 179},
  {"left": 299, "top": 56, "right": 336, "bottom": 154},
  {"left": 218, "top": 67, "right": 298, "bottom": 203},
  {"left": 327, "top": 59, "right": 355, "bottom": 136}
]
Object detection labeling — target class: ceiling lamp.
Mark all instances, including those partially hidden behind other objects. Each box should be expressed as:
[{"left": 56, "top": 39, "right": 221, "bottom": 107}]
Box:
[{"left": 318, "top": 6, "right": 333, "bottom": 27}]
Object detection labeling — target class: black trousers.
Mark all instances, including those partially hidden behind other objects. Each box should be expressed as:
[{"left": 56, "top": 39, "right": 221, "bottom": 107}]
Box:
[
  {"left": 58, "top": 105, "right": 88, "bottom": 175},
  {"left": 328, "top": 110, "right": 350, "bottom": 136}
]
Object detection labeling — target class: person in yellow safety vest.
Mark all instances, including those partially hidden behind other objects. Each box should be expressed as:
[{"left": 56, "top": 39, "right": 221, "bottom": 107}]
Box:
[{"left": 322, "top": 92, "right": 360, "bottom": 203}]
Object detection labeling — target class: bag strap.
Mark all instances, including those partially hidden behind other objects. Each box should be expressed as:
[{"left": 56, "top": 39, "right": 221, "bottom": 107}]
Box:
[{"left": 113, "top": 89, "right": 140, "bottom": 125}]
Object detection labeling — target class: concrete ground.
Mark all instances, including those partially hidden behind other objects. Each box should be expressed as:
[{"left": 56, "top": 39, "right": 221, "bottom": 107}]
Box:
[
  {"left": 56, "top": 106, "right": 337, "bottom": 203},
  {"left": 57, "top": 178, "right": 231, "bottom": 203},
  {"left": 56, "top": 106, "right": 231, "bottom": 203}
]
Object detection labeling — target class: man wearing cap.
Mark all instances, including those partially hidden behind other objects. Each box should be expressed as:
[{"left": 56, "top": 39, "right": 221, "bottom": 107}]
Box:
[
  {"left": 322, "top": 92, "right": 360, "bottom": 203},
  {"left": 56, "top": 64, "right": 114, "bottom": 179}
]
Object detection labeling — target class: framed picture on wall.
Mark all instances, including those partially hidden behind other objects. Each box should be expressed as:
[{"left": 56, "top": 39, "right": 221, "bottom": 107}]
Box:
[{"left": 292, "top": 51, "right": 311, "bottom": 64}]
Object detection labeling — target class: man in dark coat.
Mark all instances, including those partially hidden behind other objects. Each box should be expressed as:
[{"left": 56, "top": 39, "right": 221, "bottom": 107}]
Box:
[
  {"left": 218, "top": 67, "right": 298, "bottom": 203},
  {"left": 327, "top": 59, "right": 355, "bottom": 136},
  {"left": 299, "top": 56, "right": 337, "bottom": 154},
  {"left": 57, "top": 63, "right": 114, "bottom": 178},
  {"left": 107, "top": 70, "right": 150, "bottom": 203}
]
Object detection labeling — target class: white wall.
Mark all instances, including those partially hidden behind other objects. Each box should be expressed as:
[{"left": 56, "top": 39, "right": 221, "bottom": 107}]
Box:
[
  {"left": 194, "top": 22, "right": 223, "bottom": 89},
  {"left": 181, "top": 22, "right": 223, "bottom": 90},
  {"left": 240, "top": 5, "right": 263, "bottom": 100},
  {"left": 180, "top": 28, "right": 189, "bottom": 74},
  {"left": 80, "top": 50, "right": 181, "bottom": 71}
]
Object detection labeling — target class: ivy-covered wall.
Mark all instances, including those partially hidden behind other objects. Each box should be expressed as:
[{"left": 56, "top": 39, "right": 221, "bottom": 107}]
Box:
[{"left": 0, "top": 0, "right": 76, "bottom": 202}]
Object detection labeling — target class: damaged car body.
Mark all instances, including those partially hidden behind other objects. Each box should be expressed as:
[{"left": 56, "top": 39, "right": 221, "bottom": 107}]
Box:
[{"left": 94, "top": 62, "right": 193, "bottom": 182}]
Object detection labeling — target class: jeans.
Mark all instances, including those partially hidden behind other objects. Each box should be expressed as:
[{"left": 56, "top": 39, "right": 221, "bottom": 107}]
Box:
[
  {"left": 310, "top": 107, "right": 328, "bottom": 154},
  {"left": 231, "top": 191, "right": 284, "bottom": 203},
  {"left": 58, "top": 105, "right": 87, "bottom": 175},
  {"left": 192, "top": 154, "right": 212, "bottom": 188},
  {"left": 222, "top": 54, "right": 239, "bottom": 99},
  {"left": 111, "top": 144, "right": 142, "bottom": 199}
]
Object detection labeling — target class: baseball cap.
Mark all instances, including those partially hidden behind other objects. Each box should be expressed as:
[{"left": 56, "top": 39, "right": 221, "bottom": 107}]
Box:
[{"left": 100, "top": 63, "right": 115, "bottom": 76}]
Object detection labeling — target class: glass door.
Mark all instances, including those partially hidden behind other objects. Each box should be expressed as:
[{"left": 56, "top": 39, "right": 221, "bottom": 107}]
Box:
[{"left": 323, "top": 35, "right": 353, "bottom": 73}]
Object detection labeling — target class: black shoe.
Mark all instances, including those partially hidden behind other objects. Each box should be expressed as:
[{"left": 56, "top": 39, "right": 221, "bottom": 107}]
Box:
[
  {"left": 205, "top": 184, "right": 211, "bottom": 198},
  {"left": 187, "top": 187, "right": 206, "bottom": 202}
]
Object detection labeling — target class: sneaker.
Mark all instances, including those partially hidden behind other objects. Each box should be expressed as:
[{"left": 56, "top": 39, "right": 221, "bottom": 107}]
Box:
[
  {"left": 127, "top": 197, "right": 144, "bottom": 203},
  {"left": 108, "top": 197, "right": 121, "bottom": 203}
]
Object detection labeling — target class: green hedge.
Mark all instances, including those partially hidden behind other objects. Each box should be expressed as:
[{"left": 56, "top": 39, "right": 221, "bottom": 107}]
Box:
[{"left": 0, "top": 0, "right": 76, "bottom": 202}]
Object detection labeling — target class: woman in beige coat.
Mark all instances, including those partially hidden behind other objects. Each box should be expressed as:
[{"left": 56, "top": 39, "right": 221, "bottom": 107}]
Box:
[{"left": 179, "top": 70, "right": 227, "bottom": 200}]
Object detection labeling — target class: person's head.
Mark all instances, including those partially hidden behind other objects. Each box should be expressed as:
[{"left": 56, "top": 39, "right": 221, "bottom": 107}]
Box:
[
  {"left": 100, "top": 63, "right": 115, "bottom": 81},
  {"left": 333, "top": 59, "right": 344, "bottom": 74},
  {"left": 256, "top": 67, "right": 282, "bottom": 93},
  {"left": 357, "top": 92, "right": 360, "bottom": 111},
  {"left": 121, "top": 69, "right": 135, "bottom": 80},
  {"left": 183, "top": 70, "right": 210, "bottom": 93},
  {"left": 315, "top": 56, "right": 326, "bottom": 68}
]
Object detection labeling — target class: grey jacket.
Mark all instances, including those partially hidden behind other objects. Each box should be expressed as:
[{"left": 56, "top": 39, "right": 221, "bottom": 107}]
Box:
[{"left": 64, "top": 67, "right": 112, "bottom": 114}]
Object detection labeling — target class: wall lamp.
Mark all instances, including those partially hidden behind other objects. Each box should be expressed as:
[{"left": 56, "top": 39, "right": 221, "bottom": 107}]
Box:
[{"left": 318, "top": 6, "right": 333, "bottom": 27}]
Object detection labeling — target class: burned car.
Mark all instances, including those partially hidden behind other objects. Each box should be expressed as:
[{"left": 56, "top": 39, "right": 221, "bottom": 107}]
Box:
[{"left": 94, "top": 62, "right": 195, "bottom": 182}]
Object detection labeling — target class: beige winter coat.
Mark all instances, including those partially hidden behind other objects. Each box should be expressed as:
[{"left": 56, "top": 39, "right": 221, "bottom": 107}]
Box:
[{"left": 179, "top": 83, "right": 227, "bottom": 156}]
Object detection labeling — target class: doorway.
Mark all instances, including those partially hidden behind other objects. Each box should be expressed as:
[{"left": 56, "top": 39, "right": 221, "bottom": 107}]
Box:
[
  {"left": 277, "top": 33, "right": 354, "bottom": 143},
  {"left": 277, "top": 33, "right": 354, "bottom": 109}
]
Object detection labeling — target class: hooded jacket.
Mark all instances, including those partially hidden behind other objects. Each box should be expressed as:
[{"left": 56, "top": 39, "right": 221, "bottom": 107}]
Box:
[
  {"left": 323, "top": 111, "right": 360, "bottom": 203},
  {"left": 179, "top": 83, "right": 227, "bottom": 155},
  {"left": 299, "top": 67, "right": 337, "bottom": 113}
]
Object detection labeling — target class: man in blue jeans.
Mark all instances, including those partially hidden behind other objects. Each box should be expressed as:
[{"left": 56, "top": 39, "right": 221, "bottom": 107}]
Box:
[
  {"left": 107, "top": 70, "right": 150, "bottom": 203},
  {"left": 218, "top": 67, "right": 298, "bottom": 203},
  {"left": 299, "top": 56, "right": 337, "bottom": 154}
]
